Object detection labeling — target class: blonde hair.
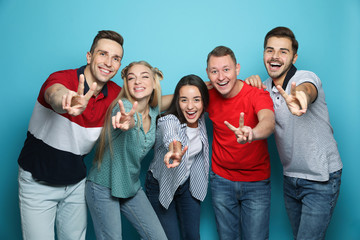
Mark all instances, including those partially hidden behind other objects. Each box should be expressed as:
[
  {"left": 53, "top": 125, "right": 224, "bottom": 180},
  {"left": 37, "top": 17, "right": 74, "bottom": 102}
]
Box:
[{"left": 94, "top": 61, "right": 163, "bottom": 166}]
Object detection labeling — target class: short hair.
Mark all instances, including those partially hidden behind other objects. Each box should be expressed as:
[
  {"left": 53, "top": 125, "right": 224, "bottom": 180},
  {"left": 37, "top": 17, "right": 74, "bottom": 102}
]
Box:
[
  {"left": 206, "top": 46, "right": 237, "bottom": 66},
  {"left": 264, "top": 27, "right": 298, "bottom": 54},
  {"left": 163, "top": 74, "right": 209, "bottom": 124},
  {"left": 89, "top": 30, "right": 124, "bottom": 54}
]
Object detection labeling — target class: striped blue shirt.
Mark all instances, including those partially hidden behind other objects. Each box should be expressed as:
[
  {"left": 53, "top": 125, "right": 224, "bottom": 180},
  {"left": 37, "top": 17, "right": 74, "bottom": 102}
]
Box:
[{"left": 148, "top": 114, "right": 209, "bottom": 209}]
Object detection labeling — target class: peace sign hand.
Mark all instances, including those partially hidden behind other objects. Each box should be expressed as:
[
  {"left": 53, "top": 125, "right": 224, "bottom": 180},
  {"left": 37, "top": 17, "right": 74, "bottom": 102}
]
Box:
[
  {"left": 224, "top": 112, "right": 254, "bottom": 144},
  {"left": 276, "top": 82, "right": 308, "bottom": 116},
  {"left": 62, "top": 74, "right": 97, "bottom": 116},
  {"left": 111, "top": 99, "right": 138, "bottom": 130},
  {"left": 164, "top": 140, "right": 188, "bottom": 168}
]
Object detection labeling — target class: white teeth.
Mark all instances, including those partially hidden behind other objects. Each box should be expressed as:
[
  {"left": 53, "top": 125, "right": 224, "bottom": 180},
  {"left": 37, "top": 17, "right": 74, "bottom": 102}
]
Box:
[
  {"left": 270, "top": 63, "right": 281, "bottom": 67},
  {"left": 187, "top": 111, "right": 196, "bottom": 115},
  {"left": 100, "top": 68, "right": 110, "bottom": 73},
  {"left": 218, "top": 82, "right": 228, "bottom": 86},
  {"left": 135, "top": 87, "right": 145, "bottom": 90}
]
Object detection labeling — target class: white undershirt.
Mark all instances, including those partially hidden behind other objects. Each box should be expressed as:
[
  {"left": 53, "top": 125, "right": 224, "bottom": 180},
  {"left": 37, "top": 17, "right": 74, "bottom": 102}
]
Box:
[{"left": 180, "top": 126, "right": 202, "bottom": 185}]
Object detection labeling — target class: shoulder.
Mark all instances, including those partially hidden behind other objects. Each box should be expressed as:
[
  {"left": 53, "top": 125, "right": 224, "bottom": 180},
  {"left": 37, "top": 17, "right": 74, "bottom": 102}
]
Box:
[
  {"left": 293, "top": 70, "right": 321, "bottom": 86},
  {"left": 41, "top": 68, "right": 79, "bottom": 94},
  {"left": 48, "top": 68, "right": 78, "bottom": 81},
  {"left": 106, "top": 80, "right": 122, "bottom": 92},
  {"left": 158, "top": 114, "right": 181, "bottom": 125},
  {"left": 243, "top": 82, "right": 270, "bottom": 97}
]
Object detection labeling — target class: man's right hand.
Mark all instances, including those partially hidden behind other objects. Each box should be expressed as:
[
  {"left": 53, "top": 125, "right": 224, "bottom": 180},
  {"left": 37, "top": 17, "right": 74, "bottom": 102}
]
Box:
[
  {"left": 62, "top": 74, "right": 97, "bottom": 116},
  {"left": 245, "top": 75, "right": 267, "bottom": 90}
]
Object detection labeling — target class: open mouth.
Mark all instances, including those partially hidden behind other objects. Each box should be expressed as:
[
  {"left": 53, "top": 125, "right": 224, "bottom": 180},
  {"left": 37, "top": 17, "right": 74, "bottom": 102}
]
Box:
[
  {"left": 217, "top": 81, "right": 229, "bottom": 87},
  {"left": 269, "top": 62, "right": 282, "bottom": 71},
  {"left": 186, "top": 111, "right": 197, "bottom": 119}
]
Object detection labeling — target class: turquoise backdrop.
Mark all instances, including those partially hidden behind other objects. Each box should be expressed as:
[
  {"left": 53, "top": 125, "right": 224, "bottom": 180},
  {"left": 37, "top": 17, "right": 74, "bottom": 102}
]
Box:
[{"left": 1, "top": 0, "right": 359, "bottom": 239}]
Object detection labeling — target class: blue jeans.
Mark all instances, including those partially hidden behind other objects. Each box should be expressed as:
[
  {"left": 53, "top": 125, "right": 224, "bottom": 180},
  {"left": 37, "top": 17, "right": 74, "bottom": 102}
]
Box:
[
  {"left": 283, "top": 169, "right": 342, "bottom": 240},
  {"left": 210, "top": 171, "right": 271, "bottom": 240},
  {"left": 85, "top": 180, "right": 167, "bottom": 240},
  {"left": 145, "top": 171, "right": 201, "bottom": 240}
]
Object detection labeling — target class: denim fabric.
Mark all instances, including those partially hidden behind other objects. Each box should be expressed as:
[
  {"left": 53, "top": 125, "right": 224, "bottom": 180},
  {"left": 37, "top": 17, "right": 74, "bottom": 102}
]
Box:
[
  {"left": 85, "top": 180, "right": 167, "bottom": 240},
  {"left": 145, "top": 171, "right": 201, "bottom": 240},
  {"left": 283, "top": 169, "right": 342, "bottom": 240},
  {"left": 18, "top": 167, "right": 86, "bottom": 240},
  {"left": 210, "top": 170, "right": 271, "bottom": 240}
]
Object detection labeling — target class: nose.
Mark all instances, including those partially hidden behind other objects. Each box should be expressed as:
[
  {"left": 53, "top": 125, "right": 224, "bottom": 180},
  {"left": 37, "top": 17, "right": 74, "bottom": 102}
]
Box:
[
  {"left": 134, "top": 77, "right": 141, "bottom": 84},
  {"left": 219, "top": 71, "right": 225, "bottom": 80},
  {"left": 187, "top": 100, "right": 194, "bottom": 109},
  {"left": 273, "top": 50, "right": 280, "bottom": 59},
  {"left": 104, "top": 56, "right": 112, "bottom": 67}
]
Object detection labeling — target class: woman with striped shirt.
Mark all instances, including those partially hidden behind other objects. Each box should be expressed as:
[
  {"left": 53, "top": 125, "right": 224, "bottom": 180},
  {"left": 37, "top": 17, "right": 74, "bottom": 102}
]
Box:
[{"left": 145, "top": 74, "right": 210, "bottom": 240}]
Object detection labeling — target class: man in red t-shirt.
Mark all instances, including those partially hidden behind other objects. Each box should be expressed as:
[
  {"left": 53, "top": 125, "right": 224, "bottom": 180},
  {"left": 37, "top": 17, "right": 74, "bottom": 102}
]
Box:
[{"left": 206, "top": 46, "right": 275, "bottom": 240}]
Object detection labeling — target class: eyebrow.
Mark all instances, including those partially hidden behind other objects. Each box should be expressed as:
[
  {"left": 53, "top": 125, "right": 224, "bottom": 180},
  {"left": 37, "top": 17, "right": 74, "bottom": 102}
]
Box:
[
  {"left": 179, "top": 96, "right": 201, "bottom": 98},
  {"left": 127, "top": 71, "right": 150, "bottom": 76},
  {"left": 266, "top": 46, "right": 290, "bottom": 52},
  {"left": 96, "top": 49, "right": 122, "bottom": 59}
]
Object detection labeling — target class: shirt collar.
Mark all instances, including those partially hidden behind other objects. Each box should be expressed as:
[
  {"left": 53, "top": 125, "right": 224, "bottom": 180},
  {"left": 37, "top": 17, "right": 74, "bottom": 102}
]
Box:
[{"left": 272, "top": 64, "right": 297, "bottom": 89}]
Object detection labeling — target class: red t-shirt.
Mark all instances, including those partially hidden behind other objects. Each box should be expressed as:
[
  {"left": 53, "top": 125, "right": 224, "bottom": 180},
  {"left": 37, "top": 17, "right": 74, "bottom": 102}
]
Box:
[{"left": 207, "top": 82, "right": 274, "bottom": 181}]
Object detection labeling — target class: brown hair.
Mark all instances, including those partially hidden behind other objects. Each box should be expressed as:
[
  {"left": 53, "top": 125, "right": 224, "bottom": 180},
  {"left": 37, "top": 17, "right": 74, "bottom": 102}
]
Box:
[
  {"left": 264, "top": 26, "right": 298, "bottom": 54},
  {"left": 206, "top": 46, "right": 237, "bottom": 66},
  {"left": 89, "top": 30, "right": 124, "bottom": 54},
  {"left": 94, "top": 61, "right": 163, "bottom": 166}
]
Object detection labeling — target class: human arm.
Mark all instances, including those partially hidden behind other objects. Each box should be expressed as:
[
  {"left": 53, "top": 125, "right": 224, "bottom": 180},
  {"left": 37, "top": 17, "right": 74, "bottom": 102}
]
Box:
[
  {"left": 276, "top": 82, "right": 317, "bottom": 116},
  {"left": 224, "top": 109, "right": 275, "bottom": 144},
  {"left": 244, "top": 75, "right": 267, "bottom": 90},
  {"left": 112, "top": 99, "right": 138, "bottom": 130},
  {"left": 164, "top": 139, "right": 188, "bottom": 168},
  {"left": 44, "top": 74, "right": 97, "bottom": 116},
  {"left": 160, "top": 94, "right": 173, "bottom": 112}
]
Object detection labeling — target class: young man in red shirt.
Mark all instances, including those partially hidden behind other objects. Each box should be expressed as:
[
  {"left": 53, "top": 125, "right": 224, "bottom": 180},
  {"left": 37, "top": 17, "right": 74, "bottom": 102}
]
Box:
[{"left": 206, "top": 46, "right": 275, "bottom": 240}]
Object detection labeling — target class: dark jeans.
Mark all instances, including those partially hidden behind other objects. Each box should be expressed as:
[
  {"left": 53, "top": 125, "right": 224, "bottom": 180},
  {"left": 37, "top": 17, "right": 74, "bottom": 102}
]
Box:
[
  {"left": 283, "top": 169, "right": 342, "bottom": 240},
  {"left": 145, "top": 171, "right": 201, "bottom": 240}
]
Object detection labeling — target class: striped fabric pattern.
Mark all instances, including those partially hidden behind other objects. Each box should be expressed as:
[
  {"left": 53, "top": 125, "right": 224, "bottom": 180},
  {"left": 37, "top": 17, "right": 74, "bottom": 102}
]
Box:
[{"left": 149, "top": 114, "right": 209, "bottom": 209}]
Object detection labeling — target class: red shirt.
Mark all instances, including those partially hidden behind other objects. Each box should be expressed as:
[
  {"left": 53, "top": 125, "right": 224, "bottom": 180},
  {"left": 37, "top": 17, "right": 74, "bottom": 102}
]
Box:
[
  {"left": 18, "top": 66, "right": 121, "bottom": 184},
  {"left": 207, "top": 82, "right": 274, "bottom": 181}
]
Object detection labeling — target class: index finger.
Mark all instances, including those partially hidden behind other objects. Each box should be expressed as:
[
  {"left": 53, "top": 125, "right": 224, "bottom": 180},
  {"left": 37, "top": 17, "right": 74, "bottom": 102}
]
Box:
[
  {"left": 276, "top": 85, "right": 289, "bottom": 99},
  {"left": 239, "top": 112, "right": 245, "bottom": 128},
  {"left": 77, "top": 74, "right": 85, "bottom": 95},
  {"left": 118, "top": 99, "right": 126, "bottom": 114},
  {"left": 224, "top": 121, "right": 237, "bottom": 133}
]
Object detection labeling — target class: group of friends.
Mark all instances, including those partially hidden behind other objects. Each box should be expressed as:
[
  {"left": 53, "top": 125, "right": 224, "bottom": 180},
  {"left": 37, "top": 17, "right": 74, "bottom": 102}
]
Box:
[{"left": 17, "top": 26, "right": 343, "bottom": 240}]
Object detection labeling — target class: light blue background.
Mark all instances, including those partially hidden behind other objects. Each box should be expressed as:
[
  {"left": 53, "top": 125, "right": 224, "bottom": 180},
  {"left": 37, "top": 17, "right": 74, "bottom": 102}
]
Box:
[{"left": 1, "top": 0, "right": 359, "bottom": 239}]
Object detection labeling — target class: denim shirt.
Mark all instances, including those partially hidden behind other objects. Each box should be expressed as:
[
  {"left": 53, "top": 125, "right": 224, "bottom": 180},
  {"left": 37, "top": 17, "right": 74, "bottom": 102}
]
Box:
[{"left": 87, "top": 99, "right": 159, "bottom": 198}]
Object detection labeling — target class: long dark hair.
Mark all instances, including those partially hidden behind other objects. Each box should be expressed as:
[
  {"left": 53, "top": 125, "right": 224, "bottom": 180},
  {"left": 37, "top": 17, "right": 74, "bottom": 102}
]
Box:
[{"left": 162, "top": 74, "right": 209, "bottom": 124}]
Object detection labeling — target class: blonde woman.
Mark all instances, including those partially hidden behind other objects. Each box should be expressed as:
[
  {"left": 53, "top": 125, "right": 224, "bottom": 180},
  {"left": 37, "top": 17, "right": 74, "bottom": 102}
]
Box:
[{"left": 85, "top": 61, "right": 167, "bottom": 240}]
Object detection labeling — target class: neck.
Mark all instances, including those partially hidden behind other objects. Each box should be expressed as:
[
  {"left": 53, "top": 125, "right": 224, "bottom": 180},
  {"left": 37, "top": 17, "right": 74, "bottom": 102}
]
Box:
[
  {"left": 136, "top": 99, "right": 150, "bottom": 116},
  {"left": 272, "top": 77, "right": 284, "bottom": 87},
  {"left": 84, "top": 66, "right": 104, "bottom": 96},
  {"left": 225, "top": 80, "right": 243, "bottom": 98}
]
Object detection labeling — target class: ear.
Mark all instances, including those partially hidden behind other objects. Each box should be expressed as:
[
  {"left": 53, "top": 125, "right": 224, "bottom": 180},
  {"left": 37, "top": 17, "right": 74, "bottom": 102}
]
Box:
[
  {"left": 292, "top": 53, "right": 298, "bottom": 64},
  {"left": 86, "top": 52, "right": 92, "bottom": 65},
  {"left": 236, "top": 63, "right": 241, "bottom": 76}
]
